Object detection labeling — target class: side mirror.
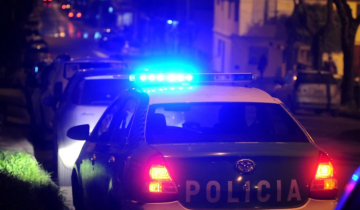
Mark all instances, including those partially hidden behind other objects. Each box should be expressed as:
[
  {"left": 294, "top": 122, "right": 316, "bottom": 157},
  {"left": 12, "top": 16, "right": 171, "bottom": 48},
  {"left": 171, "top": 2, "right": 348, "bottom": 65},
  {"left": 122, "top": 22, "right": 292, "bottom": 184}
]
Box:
[
  {"left": 67, "top": 124, "right": 90, "bottom": 141},
  {"left": 54, "top": 82, "right": 63, "bottom": 101},
  {"left": 43, "top": 97, "right": 55, "bottom": 107}
]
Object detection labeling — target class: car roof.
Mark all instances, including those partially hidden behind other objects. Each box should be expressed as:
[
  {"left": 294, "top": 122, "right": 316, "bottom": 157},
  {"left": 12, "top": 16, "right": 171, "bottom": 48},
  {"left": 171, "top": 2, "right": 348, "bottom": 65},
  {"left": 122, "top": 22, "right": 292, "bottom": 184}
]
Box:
[
  {"left": 76, "top": 68, "right": 130, "bottom": 76},
  {"left": 65, "top": 59, "right": 123, "bottom": 64},
  {"left": 147, "top": 85, "right": 278, "bottom": 105}
]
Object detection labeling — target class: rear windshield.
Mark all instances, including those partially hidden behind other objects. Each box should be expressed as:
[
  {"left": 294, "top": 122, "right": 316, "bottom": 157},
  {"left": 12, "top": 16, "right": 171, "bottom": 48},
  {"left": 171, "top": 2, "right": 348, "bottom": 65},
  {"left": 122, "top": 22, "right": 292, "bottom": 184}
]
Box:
[
  {"left": 297, "top": 73, "right": 336, "bottom": 84},
  {"left": 71, "top": 79, "right": 130, "bottom": 106},
  {"left": 146, "top": 103, "right": 308, "bottom": 144}
]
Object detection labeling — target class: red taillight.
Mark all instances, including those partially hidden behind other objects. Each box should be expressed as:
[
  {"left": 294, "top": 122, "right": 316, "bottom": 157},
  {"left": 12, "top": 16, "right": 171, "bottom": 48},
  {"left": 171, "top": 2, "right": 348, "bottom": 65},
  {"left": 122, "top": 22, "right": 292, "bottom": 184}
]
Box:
[
  {"left": 68, "top": 12, "right": 74, "bottom": 18},
  {"left": 316, "top": 162, "right": 333, "bottom": 179},
  {"left": 76, "top": 13, "right": 82, "bottom": 18},
  {"left": 61, "top": 5, "right": 66, "bottom": 9},
  {"left": 146, "top": 155, "right": 177, "bottom": 194},
  {"left": 150, "top": 165, "right": 172, "bottom": 181},
  {"left": 310, "top": 151, "right": 337, "bottom": 199}
]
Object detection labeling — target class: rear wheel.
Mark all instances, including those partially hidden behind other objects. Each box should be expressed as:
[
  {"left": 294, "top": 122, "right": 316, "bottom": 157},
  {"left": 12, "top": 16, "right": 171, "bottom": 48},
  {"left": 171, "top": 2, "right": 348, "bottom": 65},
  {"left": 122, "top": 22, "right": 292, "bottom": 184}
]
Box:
[{"left": 72, "top": 169, "right": 85, "bottom": 210}]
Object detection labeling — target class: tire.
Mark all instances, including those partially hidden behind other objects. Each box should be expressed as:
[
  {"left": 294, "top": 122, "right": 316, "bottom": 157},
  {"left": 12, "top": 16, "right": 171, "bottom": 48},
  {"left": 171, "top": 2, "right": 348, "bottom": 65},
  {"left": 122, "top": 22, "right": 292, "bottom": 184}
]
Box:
[{"left": 72, "top": 169, "right": 85, "bottom": 210}]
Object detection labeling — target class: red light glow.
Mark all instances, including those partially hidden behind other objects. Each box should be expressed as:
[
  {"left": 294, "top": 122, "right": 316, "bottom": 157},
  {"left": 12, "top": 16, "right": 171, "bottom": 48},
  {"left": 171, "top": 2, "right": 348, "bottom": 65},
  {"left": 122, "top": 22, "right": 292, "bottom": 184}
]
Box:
[
  {"left": 76, "top": 13, "right": 82, "bottom": 18},
  {"left": 150, "top": 165, "right": 172, "bottom": 181},
  {"left": 61, "top": 5, "right": 66, "bottom": 9},
  {"left": 68, "top": 12, "right": 74, "bottom": 18},
  {"left": 316, "top": 162, "right": 333, "bottom": 179},
  {"left": 149, "top": 182, "right": 161, "bottom": 192}
]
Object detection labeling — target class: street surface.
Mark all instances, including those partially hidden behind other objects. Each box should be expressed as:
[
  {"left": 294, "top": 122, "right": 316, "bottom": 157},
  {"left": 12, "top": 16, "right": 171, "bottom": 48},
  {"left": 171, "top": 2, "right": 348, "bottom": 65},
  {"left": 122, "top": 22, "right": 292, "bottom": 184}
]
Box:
[{"left": 1, "top": 3, "right": 360, "bottom": 209}]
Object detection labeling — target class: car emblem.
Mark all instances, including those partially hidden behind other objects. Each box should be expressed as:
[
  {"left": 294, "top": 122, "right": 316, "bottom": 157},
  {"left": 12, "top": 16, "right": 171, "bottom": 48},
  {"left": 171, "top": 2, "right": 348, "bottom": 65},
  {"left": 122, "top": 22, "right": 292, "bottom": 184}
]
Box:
[{"left": 236, "top": 159, "right": 256, "bottom": 174}]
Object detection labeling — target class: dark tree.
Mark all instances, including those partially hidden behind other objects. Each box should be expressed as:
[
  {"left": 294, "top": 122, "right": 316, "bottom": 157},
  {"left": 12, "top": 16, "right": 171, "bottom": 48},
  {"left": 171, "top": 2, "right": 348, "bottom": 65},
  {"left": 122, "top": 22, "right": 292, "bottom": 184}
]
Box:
[
  {"left": 333, "top": 0, "right": 360, "bottom": 106},
  {"left": 285, "top": 0, "right": 342, "bottom": 72},
  {"left": 297, "top": 0, "right": 334, "bottom": 70}
]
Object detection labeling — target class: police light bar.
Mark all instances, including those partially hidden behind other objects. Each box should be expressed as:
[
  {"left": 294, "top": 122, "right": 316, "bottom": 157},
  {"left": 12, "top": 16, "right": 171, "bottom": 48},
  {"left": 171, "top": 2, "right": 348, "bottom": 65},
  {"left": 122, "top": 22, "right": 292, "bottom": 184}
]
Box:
[{"left": 129, "top": 73, "right": 253, "bottom": 83}]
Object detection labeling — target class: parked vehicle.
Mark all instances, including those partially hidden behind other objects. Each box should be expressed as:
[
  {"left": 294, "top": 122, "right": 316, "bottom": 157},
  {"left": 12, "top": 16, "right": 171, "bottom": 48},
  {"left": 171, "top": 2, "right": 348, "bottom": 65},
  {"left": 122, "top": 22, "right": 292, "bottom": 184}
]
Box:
[
  {"left": 49, "top": 69, "right": 133, "bottom": 186},
  {"left": 273, "top": 70, "right": 341, "bottom": 116},
  {"left": 68, "top": 72, "right": 337, "bottom": 210},
  {"left": 32, "top": 58, "right": 126, "bottom": 130}
]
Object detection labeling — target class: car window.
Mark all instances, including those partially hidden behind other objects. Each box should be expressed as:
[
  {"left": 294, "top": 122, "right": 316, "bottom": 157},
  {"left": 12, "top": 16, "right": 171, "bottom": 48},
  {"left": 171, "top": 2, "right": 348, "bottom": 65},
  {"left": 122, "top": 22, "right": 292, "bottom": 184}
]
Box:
[
  {"left": 146, "top": 102, "right": 308, "bottom": 144},
  {"left": 110, "top": 98, "right": 138, "bottom": 147},
  {"left": 71, "top": 79, "right": 131, "bottom": 106},
  {"left": 91, "top": 101, "right": 123, "bottom": 143}
]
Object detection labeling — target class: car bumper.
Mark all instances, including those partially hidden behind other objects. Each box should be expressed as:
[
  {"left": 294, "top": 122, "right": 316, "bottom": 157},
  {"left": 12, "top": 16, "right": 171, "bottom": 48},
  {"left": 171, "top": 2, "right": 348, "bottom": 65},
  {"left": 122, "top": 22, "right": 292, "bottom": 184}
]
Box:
[{"left": 124, "top": 199, "right": 337, "bottom": 210}]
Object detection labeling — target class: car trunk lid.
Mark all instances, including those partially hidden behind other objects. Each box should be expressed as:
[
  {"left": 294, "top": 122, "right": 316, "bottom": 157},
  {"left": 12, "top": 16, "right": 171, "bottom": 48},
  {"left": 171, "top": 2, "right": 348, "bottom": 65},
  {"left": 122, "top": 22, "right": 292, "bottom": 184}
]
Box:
[{"left": 150, "top": 142, "right": 319, "bottom": 209}]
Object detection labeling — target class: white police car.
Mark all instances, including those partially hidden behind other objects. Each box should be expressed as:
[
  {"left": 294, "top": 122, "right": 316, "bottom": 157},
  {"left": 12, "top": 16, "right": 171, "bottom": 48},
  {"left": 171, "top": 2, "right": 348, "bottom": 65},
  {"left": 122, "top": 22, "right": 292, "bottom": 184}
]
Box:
[
  {"left": 52, "top": 69, "right": 132, "bottom": 186},
  {"left": 67, "top": 73, "right": 338, "bottom": 210}
]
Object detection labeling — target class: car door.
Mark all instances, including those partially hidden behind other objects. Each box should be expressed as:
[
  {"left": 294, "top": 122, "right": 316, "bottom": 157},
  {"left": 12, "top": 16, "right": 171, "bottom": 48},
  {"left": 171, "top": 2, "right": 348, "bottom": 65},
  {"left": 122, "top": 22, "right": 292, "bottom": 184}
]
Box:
[
  {"left": 76, "top": 100, "right": 123, "bottom": 210},
  {"left": 80, "top": 96, "right": 139, "bottom": 209}
]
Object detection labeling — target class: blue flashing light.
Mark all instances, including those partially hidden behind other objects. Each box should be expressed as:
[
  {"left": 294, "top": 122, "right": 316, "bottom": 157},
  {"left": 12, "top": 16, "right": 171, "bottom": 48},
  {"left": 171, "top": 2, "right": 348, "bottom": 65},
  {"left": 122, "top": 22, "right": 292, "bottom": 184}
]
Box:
[
  {"left": 140, "top": 74, "right": 147, "bottom": 81},
  {"left": 352, "top": 174, "right": 359, "bottom": 181},
  {"left": 186, "top": 74, "right": 193, "bottom": 81},
  {"left": 94, "top": 32, "right": 101, "bottom": 39},
  {"left": 109, "top": 7, "right": 113, "bottom": 13},
  {"left": 142, "top": 86, "right": 194, "bottom": 93},
  {"left": 157, "top": 74, "right": 164, "bottom": 81},
  {"left": 129, "top": 73, "right": 254, "bottom": 84},
  {"left": 83, "top": 33, "right": 88, "bottom": 39},
  {"left": 168, "top": 74, "right": 176, "bottom": 82},
  {"left": 167, "top": 20, "right": 173, "bottom": 24},
  {"left": 149, "top": 74, "right": 156, "bottom": 81},
  {"left": 35, "top": 66, "right": 39, "bottom": 73},
  {"left": 177, "top": 74, "right": 184, "bottom": 82}
]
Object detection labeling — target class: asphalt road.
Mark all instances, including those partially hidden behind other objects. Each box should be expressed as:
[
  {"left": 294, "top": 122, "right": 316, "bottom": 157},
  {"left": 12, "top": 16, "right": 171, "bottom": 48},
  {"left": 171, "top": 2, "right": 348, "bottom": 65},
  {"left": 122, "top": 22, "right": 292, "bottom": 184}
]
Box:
[
  {"left": 1, "top": 2, "right": 360, "bottom": 209},
  {"left": 40, "top": 2, "right": 110, "bottom": 60}
]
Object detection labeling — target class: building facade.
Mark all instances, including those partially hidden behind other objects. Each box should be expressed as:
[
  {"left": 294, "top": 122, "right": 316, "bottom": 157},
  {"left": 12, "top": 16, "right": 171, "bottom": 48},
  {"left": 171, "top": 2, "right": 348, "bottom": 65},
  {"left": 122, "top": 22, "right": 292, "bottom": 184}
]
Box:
[{"left": 213, "top": 0, "right": 360, "bottom": 78}]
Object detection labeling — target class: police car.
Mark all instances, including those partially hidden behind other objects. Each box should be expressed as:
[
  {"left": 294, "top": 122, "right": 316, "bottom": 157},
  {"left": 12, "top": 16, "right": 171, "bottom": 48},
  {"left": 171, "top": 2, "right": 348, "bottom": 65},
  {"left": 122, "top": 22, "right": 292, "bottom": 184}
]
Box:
[
  {"left": 52, "top": 69, "right": 132, "bottom": 186},
  {"left": 37, "top": 59, "right": 126, "bottom": 130},
  {"left": 67, "top": 73, "right": 338, "bottom": 210}
]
